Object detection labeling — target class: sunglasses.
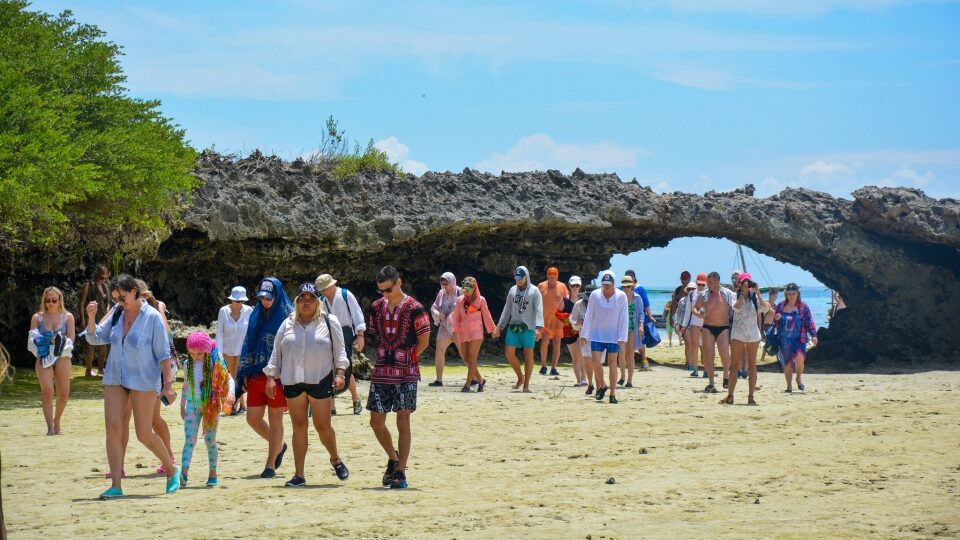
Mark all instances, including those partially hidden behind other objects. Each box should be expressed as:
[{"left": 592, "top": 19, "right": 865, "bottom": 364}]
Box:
[
  {"left": 44, "top": 298, "right": 58, "bottom": 304},
  {"left": 462, "top": 285, "right": 475, "bottom": 291},
  {"left": 378, "top": 280, "right": 397, "bottom": 295}
]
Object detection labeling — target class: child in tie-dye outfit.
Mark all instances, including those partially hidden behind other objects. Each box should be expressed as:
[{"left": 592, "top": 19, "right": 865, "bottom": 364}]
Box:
[{"left": 180, "top": 332, "right": 235, "bottom": 487}]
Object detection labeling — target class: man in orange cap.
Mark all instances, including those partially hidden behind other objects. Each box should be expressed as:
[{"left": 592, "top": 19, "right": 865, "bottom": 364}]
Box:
[{"left": 538, "top": 267, "right": 569, "bottom": 376}]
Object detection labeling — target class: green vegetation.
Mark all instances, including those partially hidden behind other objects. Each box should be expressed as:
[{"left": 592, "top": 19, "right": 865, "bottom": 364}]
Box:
[
  {"left": 0, "top": 1, "right": 198, "bottom": 250},
  {"left": 309, "top": 115, "right": 401, "bottom": 180}
]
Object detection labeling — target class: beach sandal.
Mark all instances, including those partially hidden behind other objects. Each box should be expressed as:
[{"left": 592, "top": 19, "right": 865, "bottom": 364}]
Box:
[
  {"left": 609, "top": 395, "right": 619, "bottom": 404},
  {"left": 798, "top": 383, "right": 805, "bottom": 391},
  {"left": 624, "top": 382, "right": 633, "bottom": 388},
  {"left": 428, "top": 380, "right": 443, "bottom": 387},
  {"left": 461, "top": 386, "right": 471, "bottom": 393},
  {"left": 284, "top": 476, "right": 306, "bottom": 488},
  {"left": 784, "top": 388, "right": 793, "bottom": 393},
  {"left": 477, "top": 379, "right": 487, "bottom": 392},
  {"left": 550, "top": 368, "right": 560, "bottom": 376},
  {"left": 275, "top": 443, "right": 288, "bottom": 469},
  {"left": 390, "top": 470, "right": 408, "bottom": 489},
  {"left": 165, "top": 466, "right": 182, "bottom": 494},
  {"left": 704, "top": 384, "right": 718, "bottom": 394},
  {"left": 382, "top": 460, "right": 399, "bottom": 487},
  {"left": 180, "top": 469, "right": 188, "bottom": 487},
  {"left": 702, "top": 371, "right": 708, "bottom": 378},
  {"left": 720, "top": 395, "right": 733, "bottom": 405},
  {"left": 512, "top": 380, "right": 523, "bottom": 390},
  {"left": 617, "top": 378, "right": 625, "bottom": 386},
  {"left": 332, "top": 460, "right": 350, "bottom": 481},
  {"left": 585, "top": 384, "right": 594, "bottom": 395},
  {"left": 99, "top": 487, "right": 123, "bottom": 500},
  {"left": 105, "top": 469, "right": 126, "bottom": 479},
  {"left": 747, "top": 396, "right": 758, "bottom": 406},
  {"left": 353, "top": 400, "right": 362, "bottom": 415},
  {"left": 156, "top": 464, "right": 166, "bottom": 474},
  {"left": 722, "top": 378, "right": 729, "bottom": 389}
]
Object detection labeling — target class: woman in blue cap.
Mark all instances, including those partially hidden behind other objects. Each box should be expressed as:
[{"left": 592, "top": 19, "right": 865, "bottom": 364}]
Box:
[{"left": 237, "top": 277, "right": 293, "bottom": 478}]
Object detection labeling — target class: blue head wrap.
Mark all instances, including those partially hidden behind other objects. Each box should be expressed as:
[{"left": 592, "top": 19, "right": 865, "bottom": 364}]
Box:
[{"left": 237, "top": 277, "right": 293, "bottom": 381}]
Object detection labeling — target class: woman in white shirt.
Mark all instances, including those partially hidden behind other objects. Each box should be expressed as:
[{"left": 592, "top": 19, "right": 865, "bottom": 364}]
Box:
[
  {"left": 216, "top": 286, "right": 253, "bottom": 414},
  {"left": 263, "top": 283, "right": 349, "bottom": 488},
  {"left": 722, "top": 274, "right": 770, "bottom": 406}
]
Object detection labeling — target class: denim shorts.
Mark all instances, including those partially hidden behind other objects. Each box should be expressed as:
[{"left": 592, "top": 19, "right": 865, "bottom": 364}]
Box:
[
  {"left": 505, "top": 328, "right": 536, "bottom": 349},
  {"left": 590, "top": 341, "right": 620, "bottom": 354}
]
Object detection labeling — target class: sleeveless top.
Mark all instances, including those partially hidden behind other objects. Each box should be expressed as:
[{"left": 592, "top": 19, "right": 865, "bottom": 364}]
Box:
[
  {"left": 89, "top": 280, "right": 109, "bottom": 320},
  {"left": 38, "top": 313, "right": 68, "bottom": 334}
]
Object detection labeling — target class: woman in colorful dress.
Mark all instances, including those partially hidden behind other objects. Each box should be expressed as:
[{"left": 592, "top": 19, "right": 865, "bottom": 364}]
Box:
[{"left": 774, "top": 283, "right": 818, "bottom": 393}]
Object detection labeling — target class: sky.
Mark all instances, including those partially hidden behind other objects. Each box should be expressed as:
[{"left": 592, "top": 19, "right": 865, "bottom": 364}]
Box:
[{"left": 31, "top": 0, "right": 960, "bottom": 286}]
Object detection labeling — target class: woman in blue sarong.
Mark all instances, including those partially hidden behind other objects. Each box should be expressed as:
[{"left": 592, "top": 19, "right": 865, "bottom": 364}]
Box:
[{"left": 773, "top": 283, "right": 818, "bottom": 393}]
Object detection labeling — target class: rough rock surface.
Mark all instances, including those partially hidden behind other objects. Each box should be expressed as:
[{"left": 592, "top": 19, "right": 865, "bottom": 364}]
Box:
[{"left": 3, "top": 152, "right": 959, "bottom": 367}]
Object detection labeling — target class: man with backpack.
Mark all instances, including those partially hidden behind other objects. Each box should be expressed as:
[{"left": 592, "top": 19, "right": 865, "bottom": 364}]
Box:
[{"left": 316, "top": 273, "right": 366, "bottom": 415}]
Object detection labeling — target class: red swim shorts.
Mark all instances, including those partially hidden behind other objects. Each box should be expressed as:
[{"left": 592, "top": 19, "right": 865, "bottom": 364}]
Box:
[{"left": 245, "top": 374, "right": 287, "bottom": 408}]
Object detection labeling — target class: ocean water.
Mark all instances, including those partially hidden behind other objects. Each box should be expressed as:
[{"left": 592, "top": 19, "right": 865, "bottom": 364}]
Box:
[{"left": 643, "top": 285, "right": 835, "bottom": 328}]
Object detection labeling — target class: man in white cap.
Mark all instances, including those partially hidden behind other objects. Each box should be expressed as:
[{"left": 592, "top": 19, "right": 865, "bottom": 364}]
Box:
[
  {"left": 316, "top": 273, "right": 366, "bottom": 415},
  {"left": 579, "top": 271, "right": 628, "bottom": 404}
]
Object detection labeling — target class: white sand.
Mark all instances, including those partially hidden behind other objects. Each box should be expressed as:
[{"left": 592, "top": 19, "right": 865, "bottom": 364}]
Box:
[{"left": 2, "top": 352, "right": 959, "bottom": 539}]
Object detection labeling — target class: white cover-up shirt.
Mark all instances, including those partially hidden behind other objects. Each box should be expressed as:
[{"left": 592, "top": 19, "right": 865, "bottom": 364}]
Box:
[
  {"left": 216, "top": 304, "right": 253, "bottom": 357},
  {"left": 263, "top": 314, "right": 349, "bottom": 386},
  {"left": 579, "top": 289, "right": 628, "bottom": 344}
]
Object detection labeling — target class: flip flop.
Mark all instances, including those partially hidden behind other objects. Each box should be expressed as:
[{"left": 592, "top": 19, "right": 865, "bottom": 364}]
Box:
[{"left": 477, "top": 379, "right": 486, "bottom": 392}]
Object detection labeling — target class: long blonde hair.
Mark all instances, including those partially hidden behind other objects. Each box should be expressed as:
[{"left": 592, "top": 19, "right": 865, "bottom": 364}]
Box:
[
  {"left": 0, "top": 342, "right": 11, "bottom": 384},
  {"left": 38, "top": 286, "right": 66, "bottom": 315},
  {"left": 291, "top": 293, "right": 325, "bottom": 325}
]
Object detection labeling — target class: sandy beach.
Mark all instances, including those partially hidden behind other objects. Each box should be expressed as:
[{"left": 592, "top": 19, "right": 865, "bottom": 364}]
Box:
[{"left": 2, "top": 346, "right": 958, "bottom": 539}]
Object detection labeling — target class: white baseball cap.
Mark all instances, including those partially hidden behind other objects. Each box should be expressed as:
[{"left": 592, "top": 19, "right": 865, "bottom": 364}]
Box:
[{"left": 568, "top": 275, "right": 582, "bottom": 286}]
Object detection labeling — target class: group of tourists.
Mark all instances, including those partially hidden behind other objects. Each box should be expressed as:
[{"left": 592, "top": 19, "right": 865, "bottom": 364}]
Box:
[
  {"left": 668, "top": 270, "right": 818, "bottom": 404},
  {"left": 24, "top": 261, "right": 818, "bottom": 498}
]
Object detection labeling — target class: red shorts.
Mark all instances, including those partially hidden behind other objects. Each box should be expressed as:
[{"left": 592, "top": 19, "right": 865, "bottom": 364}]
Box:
[{"left": 245, "top": 374, "right": 287, "bottom": 408}]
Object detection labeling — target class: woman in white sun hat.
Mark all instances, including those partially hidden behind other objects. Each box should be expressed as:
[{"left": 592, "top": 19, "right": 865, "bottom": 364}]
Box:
[{"left": 216, "top": 286, "right": 253, "bottom": 415}]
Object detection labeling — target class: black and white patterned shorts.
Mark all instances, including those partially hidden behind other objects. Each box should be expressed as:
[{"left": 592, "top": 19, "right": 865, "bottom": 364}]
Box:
[{"left": 367, "top": 382, "right": 418, "bottom": 413}]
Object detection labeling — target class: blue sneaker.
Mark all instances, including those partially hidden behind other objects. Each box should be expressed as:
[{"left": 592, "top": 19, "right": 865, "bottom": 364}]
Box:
[
  {"left": 390, "top": 470, "right": 408, "bottom": 489},
  {"left": 99, "top": 487, "right": 123, "bottom": 500},
  {"left": 166, "top": 466, "right": 182, "bottom": 493},
  {"left": 206, "top": 476, "right": 219, "bottom": 487},
  {"left": 180, "top": 469, "right": 188, "bottom": 487}
]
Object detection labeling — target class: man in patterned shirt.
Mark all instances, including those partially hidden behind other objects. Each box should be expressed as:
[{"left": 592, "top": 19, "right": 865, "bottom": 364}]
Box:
[{"left": 367, "top": 265, "right": 431, "bottom": 489}]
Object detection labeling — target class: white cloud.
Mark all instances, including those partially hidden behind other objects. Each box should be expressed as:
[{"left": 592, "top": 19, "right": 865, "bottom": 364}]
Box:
[
  {"left": 800, "top": 160, "right": 853, "bottom": 175},
  {"left": 474, "top": 134, "right": 649, "bottom": 174},
  {"left": 374, "top": 136, "right": 429, "bottom": 176},
  {"left": 877, "top": 165, "right": 933, "bottom": 187}
]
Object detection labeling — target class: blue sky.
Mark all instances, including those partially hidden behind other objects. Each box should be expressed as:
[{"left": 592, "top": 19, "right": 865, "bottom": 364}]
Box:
[{"left": 31, "top": 0, "right": 960, "bottom": 286}]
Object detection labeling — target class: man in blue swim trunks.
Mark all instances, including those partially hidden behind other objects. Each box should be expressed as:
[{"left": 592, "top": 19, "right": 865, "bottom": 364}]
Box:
[
  {"left": 579, "top": 271, "right": 629, "bottom": 404},
  {"left": 497, "top": 266, "right": 543, "bottom": 393}
]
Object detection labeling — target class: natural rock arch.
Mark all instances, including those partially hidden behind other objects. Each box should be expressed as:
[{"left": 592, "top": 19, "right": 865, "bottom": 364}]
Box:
[
  {"left": 1, "top": 152, "right": 957, "bottom": 367},
  {"left": 139, "top": 153, "right": 959, "bottom": 367}
]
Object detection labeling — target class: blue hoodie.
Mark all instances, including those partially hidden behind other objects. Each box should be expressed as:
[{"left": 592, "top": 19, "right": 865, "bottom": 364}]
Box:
[{"left": 238, "top": 277, "right": 293, "bottom": 383}]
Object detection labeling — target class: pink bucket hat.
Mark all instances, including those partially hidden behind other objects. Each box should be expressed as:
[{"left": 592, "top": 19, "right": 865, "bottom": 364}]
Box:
[
  {"left": 737, "top": 272, "right": 753, "bottom": 284},
  {"left": 186, "top": 331, "right": 214, "bottom": 353}
]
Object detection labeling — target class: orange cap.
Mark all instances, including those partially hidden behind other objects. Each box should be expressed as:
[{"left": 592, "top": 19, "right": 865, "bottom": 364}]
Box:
[
  {"left": 546, "top": 267, "right": 559, "bottom": 276},
  {"left": 696, "top": 272, "right": 708, "bottom": 285}
]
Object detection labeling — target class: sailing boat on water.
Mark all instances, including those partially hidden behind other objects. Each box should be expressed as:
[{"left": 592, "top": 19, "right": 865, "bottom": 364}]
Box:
[{"left": 731, "top": 244, "right": 782, "bottom": 292}]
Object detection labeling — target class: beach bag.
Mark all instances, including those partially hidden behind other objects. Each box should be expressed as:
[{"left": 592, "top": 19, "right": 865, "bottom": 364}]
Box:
[{"left": 642, "top": 320, "right": 661, "bottom": 348}]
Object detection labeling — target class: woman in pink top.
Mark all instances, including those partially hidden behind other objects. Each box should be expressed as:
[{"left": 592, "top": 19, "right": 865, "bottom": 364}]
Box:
[{"left": 451, "top": 277, "right": 499, "bottom": 393}]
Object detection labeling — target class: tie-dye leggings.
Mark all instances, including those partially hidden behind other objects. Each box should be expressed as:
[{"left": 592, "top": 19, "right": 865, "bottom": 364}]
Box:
[{"left": 181, "top": 398, "right": 218, "bottom": 473}]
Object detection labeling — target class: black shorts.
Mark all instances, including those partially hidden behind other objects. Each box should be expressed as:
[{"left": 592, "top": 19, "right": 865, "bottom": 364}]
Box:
[
  {"left": 282, "top": 372, "right": 335, "bottom": 400},
  {"left": 366, "top": 382, "right": 417, "bottom": 413},
  {"left": 561, "top": 335, "right": 578, "bottom": 345}
]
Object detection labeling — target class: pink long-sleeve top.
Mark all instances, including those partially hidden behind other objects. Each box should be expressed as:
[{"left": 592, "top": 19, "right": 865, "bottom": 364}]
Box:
[{"left": 450, "top": 294, "right": 496, "bottom": 340}]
